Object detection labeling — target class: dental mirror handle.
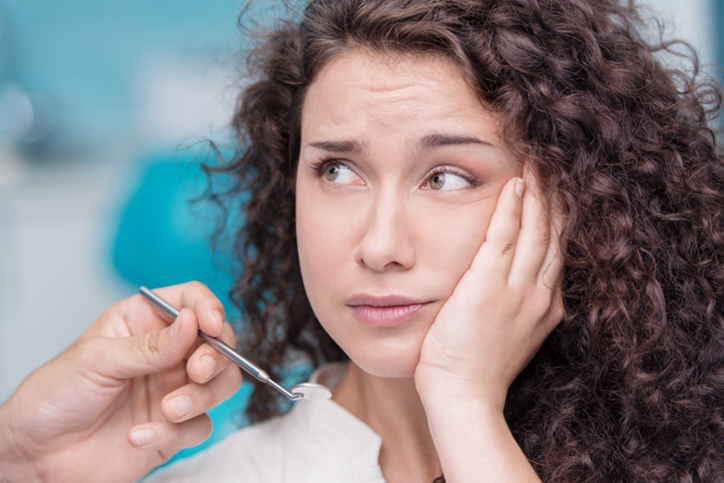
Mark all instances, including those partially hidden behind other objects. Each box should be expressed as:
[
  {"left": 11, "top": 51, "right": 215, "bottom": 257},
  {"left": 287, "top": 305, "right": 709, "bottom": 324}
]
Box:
[{"left": 138, "top": 286, "right": 299, "bottom": 400}]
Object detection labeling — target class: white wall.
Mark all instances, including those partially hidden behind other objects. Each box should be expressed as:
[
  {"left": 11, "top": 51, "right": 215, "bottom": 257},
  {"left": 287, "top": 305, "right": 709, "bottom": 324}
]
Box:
[
  {"left": 644, "top": 0, "right": 718, "bottom": 71},
  {"left": 0, "top": 150, "right": 137, "bottom": 402}
]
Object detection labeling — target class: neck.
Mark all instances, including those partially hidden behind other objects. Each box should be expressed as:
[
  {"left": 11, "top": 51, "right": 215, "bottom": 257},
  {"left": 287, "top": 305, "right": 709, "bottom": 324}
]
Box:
[{"left": 332, "top": 363, "right": 441, "bottom": 483}]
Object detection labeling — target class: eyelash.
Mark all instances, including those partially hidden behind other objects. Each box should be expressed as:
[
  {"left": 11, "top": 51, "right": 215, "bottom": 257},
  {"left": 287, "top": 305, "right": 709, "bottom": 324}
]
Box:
[
  {"left": 310, "top": 156, "right": 342, "bottom": 176},
  {"left": 310, "top": 157, "right": 480, "bottom": 187},
  {"left": 423, "top": 166, "right": 479, "bottom": 188}
]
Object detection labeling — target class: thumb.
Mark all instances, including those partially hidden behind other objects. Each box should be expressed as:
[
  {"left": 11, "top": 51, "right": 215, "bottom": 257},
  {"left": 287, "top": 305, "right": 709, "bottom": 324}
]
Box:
[{"left": 95, "top": 309, "right": 199, "bottom": 380}]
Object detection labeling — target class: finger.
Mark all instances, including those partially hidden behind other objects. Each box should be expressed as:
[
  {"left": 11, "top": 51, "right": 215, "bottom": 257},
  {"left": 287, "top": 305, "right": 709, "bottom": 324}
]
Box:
[
  {"left": 543, "top": 291, "right": 566, "bottom": 334},
  {"left": 186, "top": 321, "right": 237, "bottom": 383},
  {"left": 539, "top": 200, "right": 565, "bottom": 292},
  {"left": 90, "top": 308, "right": 199, "bottom": 380},
  {"left": 469, "top": 176, "right": 526, "bottom": 280},
  {"left": 156, "top": 282, "right": 227, "bottom": 337},
  {"left": 128, "top": 414, "right": 212, "bottom": 453},
  {"left": 82, "top": 295, "right": 170, "bottom": 339},
  {"left": 161, "top": 364, "right": 243, "bottom": 423},
  {"left": 530, "top": 167, "right": 565, "bottom": 292},
  {"left": 508, "top": 170, "right": 551, "bottom": 286}
]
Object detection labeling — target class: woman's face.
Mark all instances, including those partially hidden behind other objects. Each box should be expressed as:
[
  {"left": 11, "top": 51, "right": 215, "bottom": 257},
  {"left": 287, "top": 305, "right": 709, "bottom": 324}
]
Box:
[{"left": 296, "top": 51, "right": 521, "bottom": 378}]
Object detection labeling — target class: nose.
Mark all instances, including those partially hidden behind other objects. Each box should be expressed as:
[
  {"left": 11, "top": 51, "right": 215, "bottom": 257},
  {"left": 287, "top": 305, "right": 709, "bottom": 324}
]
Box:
[{"left": 353, "top": 190, "right": 416, "bottom": 272}]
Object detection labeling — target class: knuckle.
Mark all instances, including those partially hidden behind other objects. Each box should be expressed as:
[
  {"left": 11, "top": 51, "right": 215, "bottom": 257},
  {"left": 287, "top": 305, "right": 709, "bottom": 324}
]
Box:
[
  {"left": 536, "top": 223, "right": 551, "bottom": 245},
  {"left": 71, "top": 337, "right": 104, "bottom": 366},
  {"left": 138, "top": 332, "right": 164, "bottom": 368},
  {"left": 186, "top": 414, "right": 213, "bottom": 443},
  {"left": 497, "top": 238, "right": 516, "bottom": 256},
  {"left": 226, "top": 365, "right": 243, "bottom": 390},
  {"left": 146, "top": 332, "right": 163, "bottom": 355},
  {"left": 485, "top": 231, "right": 516, "bottom": 257},
  {"left": 524, "top": 292, "right": 552, "bottom": 321},
  {"left": 157, "top": 449, "right": 175, "bottom": 462},
  {"left": 536, "top": 226, "right": 551, "bottom": 246},
  {"left": 186, "top": 280, "right": 210, "bottom": 294},
  {"left": 540, "top": 262, "right": 562, "bottom": 290},
  {"left": 222, "top": 324, "right": 237, "bottom": 346},
  {"left": 551, "top": 297, "right": 566, "bottom": 322},
  {"left": 200, "top": 416, "right": 213, "bottom": 439}
]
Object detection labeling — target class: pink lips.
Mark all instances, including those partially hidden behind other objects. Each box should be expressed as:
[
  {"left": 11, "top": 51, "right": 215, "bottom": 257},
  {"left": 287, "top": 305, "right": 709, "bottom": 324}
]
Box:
[{"left": 346, "top": 294, "right": 433, "bottom": 327}]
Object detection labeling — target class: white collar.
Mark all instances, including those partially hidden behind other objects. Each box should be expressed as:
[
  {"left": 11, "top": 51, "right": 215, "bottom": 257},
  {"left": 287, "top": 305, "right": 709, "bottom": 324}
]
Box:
[{"left": 284, "top": 363, "right": 384, "bottom": 480}]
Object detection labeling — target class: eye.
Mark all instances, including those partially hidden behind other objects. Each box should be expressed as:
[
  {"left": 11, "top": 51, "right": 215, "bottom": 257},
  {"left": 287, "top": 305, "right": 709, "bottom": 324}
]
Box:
[
  {"left": 425, "top": 170, "right": 472, "bottom": 191},
  {"left": 320, "top": 161, "right": 363, "bottom": 185}
]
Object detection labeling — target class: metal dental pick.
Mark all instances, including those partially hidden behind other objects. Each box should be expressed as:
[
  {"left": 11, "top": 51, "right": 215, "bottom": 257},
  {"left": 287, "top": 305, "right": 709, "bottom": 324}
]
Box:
[{"left": 139, "top": 286, "right": 332, "bottom": 401}]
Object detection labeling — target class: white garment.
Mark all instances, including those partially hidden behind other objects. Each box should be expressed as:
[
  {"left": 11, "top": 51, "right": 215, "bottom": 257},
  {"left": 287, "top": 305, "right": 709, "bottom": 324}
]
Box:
[{"left": 142, "top": 364, "right": 386, "bottom": 483}]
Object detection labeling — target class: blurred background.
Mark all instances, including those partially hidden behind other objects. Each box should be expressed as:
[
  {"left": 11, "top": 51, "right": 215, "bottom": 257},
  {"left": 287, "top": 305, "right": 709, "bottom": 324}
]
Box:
[
  {"left": 0, "top": 0, "right": 253, "bottom": 463},
  {"left": 0, "top": 0, "right": 722, "bottom": 465},
  {"left": 0, "top": 0, "right": 244, "bottom": 398}
]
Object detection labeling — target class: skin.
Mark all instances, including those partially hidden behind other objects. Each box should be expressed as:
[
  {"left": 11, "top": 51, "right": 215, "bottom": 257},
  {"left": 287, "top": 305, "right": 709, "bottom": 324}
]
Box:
[
  {"left": 296, "top": 51, "right": 563, "bottom": 482},
  {"left": 0, "top": 282, "right": 242, "bottom": 483}
]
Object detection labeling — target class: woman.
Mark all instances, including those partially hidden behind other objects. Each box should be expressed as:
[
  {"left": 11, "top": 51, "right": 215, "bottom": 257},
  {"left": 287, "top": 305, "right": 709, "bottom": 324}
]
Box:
[
  {"left": 145, "top": 0, "right": 724, "bottom": 481},
  {"left": 2, "top": 0, "right": 721, "bottom": 481}
]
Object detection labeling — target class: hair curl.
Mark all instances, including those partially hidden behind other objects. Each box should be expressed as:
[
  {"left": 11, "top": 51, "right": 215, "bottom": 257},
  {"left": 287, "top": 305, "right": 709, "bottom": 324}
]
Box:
[{"left": 206, "top": 0, "right": 724, "bottom": 480}]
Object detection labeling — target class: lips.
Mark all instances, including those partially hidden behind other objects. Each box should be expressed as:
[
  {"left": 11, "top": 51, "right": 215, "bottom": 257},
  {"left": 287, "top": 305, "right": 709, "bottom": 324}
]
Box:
[{"left": 346, "top": 294, "right": 434, "bottom": 326}]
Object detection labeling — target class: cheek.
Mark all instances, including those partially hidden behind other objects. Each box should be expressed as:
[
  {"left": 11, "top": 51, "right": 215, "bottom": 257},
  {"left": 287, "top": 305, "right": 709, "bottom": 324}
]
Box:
[
  {"left": 412, "top": 197, "right": 497, "bottom": 294},
  {"left": 296, "top": 190, "right": 363, "bottom": 308}
]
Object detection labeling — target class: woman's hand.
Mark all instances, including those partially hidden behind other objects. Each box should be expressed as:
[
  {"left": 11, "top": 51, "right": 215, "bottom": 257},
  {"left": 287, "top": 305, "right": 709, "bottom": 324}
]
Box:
[
  {"left": 416, "top": 173, "right": 564, "bottom": 408},
  {"left": 415, "top": 173, "right": 564, "bottom": 482},
  {"left": 0, "top": 282, "right": 242, "bottom": 483}
]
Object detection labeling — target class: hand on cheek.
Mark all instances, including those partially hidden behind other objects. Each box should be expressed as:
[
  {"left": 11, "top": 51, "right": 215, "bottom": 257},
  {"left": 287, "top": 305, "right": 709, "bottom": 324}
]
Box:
[{"left": 415, "top": 171, "right": 564, "bottom": 411}]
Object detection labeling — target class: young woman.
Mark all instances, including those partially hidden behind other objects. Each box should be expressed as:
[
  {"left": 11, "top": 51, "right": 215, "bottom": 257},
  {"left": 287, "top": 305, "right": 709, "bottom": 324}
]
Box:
[
  {"left": 2, "top": 0, "right": 720, "bottom": 481},
  {"left": 139, "top": 0, "right": 724, "bottom": 481}
]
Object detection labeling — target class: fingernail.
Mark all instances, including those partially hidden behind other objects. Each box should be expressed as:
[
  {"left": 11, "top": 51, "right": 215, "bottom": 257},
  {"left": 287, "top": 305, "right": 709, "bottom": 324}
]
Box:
[
  {"left": 168, "top": 395, "right": 193, "bottom": 419},
  {"left": 515, "top": 178, "right": 526, "bottom": 198},
  {"left": 129, "top": 428, "right": 156, "bottom": 447},
  {"left": 170, "top": 311, "right": 183, "bottom": 337},
  {"left": 213, "top": 310, "right": 224, "bottom": 332},
  {"left": 200, "top": 355, "right": 216, "bottom": 380}
]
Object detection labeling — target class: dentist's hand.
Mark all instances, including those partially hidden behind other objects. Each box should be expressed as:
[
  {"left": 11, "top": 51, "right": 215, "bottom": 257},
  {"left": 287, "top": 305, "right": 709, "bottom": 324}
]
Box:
[
  {"left": 416, "top": 173, "right": 564, "bottom": 410},
  {"left": 0, "top": 282, "right": 242, "bottom": 483}
]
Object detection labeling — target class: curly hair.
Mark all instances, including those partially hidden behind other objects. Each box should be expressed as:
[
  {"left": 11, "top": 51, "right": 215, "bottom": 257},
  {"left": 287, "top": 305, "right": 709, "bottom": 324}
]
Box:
[{"left": 206, "top": 0, "right": 724, "bottom": 480}]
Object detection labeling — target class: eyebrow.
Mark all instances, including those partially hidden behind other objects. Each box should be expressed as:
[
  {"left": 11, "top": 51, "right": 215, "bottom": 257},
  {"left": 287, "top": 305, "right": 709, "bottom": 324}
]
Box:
[
  {"left": 418, "top": 133, "right": 495, "bottom": 150},
  {"left": 308, "top": 139, "right": 365, "bottom": 153},
  {"left": 306, "top": 133, "right": 495, "bottom": 154}
]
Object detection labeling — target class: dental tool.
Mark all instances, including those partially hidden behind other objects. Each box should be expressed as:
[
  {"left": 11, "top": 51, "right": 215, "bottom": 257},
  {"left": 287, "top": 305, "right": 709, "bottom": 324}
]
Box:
[{"left": 139, "top": 286, "right": 332, "bottom": 401}]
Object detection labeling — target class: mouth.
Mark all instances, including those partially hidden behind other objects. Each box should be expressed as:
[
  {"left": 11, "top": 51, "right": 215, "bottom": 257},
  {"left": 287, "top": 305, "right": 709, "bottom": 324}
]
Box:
[{"left": 346, "top": 294, "right": 434, "bottom": 327}]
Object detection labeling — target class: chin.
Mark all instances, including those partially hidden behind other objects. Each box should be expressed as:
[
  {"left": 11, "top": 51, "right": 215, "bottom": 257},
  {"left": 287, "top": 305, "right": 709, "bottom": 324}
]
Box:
[{"left": 341, "top": 334, "right": 424, "bottom": 379}]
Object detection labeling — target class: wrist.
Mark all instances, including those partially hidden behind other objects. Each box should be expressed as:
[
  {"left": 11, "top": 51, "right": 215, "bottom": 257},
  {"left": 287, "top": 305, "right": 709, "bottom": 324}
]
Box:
[
  {"left": 415, "top": 368, "right": 508, "bottom": 414},
  {"left": 0, "top": 400, "right": 43, "bottom": 483},
  {"left": 418, "top": 385, "right": 541, "bottom": 483},
  {"left": 420, "top": 386, "right": 506, "bottom": 429}
]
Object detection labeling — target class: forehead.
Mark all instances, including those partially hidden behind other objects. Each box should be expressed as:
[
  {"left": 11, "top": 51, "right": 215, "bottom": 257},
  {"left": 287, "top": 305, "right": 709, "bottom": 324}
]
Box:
[{"left": 301, "top": 50, "right": 502, "bottom": 145}]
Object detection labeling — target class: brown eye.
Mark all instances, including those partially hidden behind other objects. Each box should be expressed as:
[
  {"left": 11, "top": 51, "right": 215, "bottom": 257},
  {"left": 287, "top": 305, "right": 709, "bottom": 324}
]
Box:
[
  {"left": 324, "top": 163, "right": 340, "bottom": 181},
  {"left": 429, "top": 172, "right": 445, "bottom": 190}
]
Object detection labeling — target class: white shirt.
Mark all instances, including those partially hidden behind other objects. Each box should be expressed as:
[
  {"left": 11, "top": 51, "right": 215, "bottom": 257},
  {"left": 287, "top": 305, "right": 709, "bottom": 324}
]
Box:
[{"left": 142, "top": 364, "right": 386, "bottom": 483}]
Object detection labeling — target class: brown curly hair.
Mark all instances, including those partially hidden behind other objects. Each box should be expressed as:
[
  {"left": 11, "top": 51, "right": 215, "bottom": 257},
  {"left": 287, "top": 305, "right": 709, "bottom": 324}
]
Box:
[{"left": 205, "top": 0, "right": 724, "bottom": 480}]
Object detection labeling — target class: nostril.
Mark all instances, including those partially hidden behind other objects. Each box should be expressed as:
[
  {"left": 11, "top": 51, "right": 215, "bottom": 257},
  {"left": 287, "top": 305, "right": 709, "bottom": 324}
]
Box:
[
  {"left": 354, "top": 234, "right": 416, "bottom": 272},
  {"left": 353, "top": 196, "right": 416, "bottom": 271}
]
